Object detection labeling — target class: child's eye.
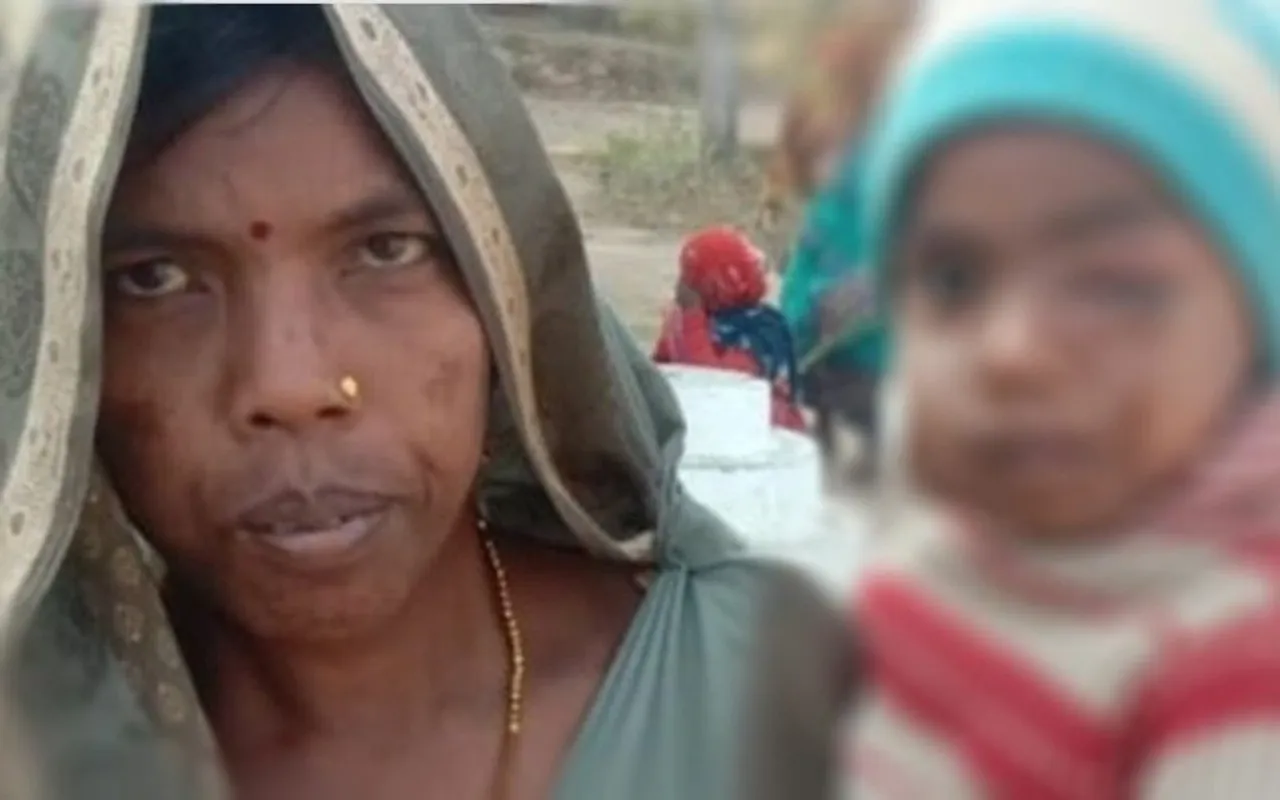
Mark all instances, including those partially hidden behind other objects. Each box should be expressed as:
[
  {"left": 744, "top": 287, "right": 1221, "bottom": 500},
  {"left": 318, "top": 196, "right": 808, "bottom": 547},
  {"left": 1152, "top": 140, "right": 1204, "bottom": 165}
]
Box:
[
  {"left": 900, "top": 233, "right": 990, "bottom": 314},
  {"left": 108, "top": 259, "right": 192, "bottom": 299},
  {"left": 916, "top": 255, "right": 986, "bottom": 311},
  {"left": 355, "top": 233, "right": 436, "bottom": 270},
  {"left": 1072, "top": 269, "right": 1173, "bottom": 315}
]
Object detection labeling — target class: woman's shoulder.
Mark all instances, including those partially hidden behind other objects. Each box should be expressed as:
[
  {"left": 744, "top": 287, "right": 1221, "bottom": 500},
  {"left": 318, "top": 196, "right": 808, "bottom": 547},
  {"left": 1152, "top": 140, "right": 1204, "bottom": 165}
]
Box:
[
  {"left": 732, "top": 559, "right": 859, "bottom": 800},
  {"left": 710, "top": 557, "right": 858, "bottom": 705},
  {"left": 687, "top": 556, "right": 848, "bottom": 625},
  {"left": 558, "top": 558, "right": 856, "bottom": 799},
  {"left": 641, "top": 555, "right": 857, "bottom": 694}
]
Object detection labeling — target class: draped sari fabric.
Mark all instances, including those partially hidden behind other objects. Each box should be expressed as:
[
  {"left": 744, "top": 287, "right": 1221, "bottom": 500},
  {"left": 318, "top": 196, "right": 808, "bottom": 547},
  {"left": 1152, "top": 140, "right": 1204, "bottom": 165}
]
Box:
[{"left": 0, "top": 5, "right": 847, "bottom": 798}]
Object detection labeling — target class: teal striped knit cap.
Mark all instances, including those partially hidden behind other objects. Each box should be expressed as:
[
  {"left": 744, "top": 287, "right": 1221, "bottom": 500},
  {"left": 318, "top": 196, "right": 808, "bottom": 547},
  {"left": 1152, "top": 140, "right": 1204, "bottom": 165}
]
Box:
[{"left": 856, "top": 0, "right": 1280, "bottom": 366}]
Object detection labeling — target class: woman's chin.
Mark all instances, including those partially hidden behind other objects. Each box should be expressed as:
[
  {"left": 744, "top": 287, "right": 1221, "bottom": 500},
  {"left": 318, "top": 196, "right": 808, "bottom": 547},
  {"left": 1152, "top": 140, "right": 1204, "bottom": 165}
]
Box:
[{"left": 215, "top": 512, "right": 427, "bottom": 642}]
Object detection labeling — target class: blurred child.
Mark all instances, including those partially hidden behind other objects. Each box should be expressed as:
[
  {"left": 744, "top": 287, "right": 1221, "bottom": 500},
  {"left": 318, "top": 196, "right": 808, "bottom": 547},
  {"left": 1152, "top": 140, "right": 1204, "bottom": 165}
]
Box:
[
  {"left": 653, "top": 226, "right": 805, "bottom": 431},
  {"left": 847, "top": 0, "right": 1280, "bottom": 796}
]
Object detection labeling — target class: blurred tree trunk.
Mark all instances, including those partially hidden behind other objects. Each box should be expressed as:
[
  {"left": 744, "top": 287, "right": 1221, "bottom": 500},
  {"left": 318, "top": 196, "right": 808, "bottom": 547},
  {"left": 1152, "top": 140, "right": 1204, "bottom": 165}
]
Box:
[{"left": 698, "top": 0, "right": 739, "bottom": 163}]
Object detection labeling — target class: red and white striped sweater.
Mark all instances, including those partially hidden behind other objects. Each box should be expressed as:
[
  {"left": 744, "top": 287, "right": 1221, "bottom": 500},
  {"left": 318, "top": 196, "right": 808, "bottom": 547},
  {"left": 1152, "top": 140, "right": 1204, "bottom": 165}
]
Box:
[{"left": 851, "top": 398, "right": 1280, "bottom": 799}]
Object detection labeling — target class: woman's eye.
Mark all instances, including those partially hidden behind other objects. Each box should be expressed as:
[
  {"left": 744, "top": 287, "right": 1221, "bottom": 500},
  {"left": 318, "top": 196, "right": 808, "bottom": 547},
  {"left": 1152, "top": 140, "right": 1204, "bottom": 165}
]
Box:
[
  {"left": 108, "top": 259, "right": 191, "bottom": 298},
  {"left": 356, "top": 233, "right": 433, "bottom": 270}
]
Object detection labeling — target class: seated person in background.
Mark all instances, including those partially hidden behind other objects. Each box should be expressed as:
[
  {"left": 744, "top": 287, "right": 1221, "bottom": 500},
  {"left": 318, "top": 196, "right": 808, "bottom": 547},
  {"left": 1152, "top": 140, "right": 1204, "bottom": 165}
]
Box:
[{"left": 653, "top": 226, "right": 805, "bottom": 431}]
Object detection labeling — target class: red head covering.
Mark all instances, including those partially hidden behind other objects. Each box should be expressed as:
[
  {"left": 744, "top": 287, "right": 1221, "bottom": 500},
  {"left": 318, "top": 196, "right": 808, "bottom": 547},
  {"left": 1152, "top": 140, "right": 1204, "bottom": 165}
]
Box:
[{"left": 678, "top": 226, "right": 767, "bottom": 311}]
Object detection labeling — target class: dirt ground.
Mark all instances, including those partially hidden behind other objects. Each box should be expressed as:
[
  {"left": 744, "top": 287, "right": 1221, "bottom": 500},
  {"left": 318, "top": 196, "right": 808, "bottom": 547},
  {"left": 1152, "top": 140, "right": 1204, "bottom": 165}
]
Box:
[
  {"left": 485, "top": 8, "right": 791, "bottom": 342},
  {"left": 525, "top": 96, "right": 784, "bottom": 344}
]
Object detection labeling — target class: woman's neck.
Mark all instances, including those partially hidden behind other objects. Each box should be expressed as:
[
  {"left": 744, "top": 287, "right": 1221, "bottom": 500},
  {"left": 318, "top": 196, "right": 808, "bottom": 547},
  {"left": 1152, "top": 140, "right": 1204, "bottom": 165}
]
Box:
[{"left": 177, "top": 521, "right": 508, "bottom": 757}]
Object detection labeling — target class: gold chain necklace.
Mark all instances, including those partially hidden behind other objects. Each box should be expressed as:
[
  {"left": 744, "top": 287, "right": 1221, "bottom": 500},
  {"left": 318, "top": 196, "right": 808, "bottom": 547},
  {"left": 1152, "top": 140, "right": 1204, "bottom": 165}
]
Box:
[{"left": 481, "top": 533, "right": 524, "bottom": 799}]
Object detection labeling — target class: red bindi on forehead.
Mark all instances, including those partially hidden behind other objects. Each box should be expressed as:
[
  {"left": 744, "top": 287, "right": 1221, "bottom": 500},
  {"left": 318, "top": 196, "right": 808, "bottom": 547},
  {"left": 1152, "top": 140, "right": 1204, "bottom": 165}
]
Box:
[{"left": 248, "top": 220, "right": 273, "bottom": 240}]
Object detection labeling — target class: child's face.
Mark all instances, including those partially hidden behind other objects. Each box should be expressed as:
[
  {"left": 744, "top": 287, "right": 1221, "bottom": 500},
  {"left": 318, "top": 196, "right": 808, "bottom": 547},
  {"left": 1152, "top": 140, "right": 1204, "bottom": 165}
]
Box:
[{"left": 894, "top": 126, "right": 1255, "bottom": 539}]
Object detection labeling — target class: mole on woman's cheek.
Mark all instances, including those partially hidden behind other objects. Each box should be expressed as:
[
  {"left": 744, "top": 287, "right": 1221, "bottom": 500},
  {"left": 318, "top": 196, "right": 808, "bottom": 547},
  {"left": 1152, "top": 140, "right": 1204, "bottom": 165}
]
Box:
[{"left": 248, "top": 220, "right": 273, "bottom": 241}]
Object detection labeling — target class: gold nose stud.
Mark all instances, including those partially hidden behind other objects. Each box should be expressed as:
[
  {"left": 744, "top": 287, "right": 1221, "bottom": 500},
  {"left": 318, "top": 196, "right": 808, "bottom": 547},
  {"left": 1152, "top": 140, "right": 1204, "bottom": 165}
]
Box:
[{"left": 338, "top": 375, "right": 360, "bottom": 404}]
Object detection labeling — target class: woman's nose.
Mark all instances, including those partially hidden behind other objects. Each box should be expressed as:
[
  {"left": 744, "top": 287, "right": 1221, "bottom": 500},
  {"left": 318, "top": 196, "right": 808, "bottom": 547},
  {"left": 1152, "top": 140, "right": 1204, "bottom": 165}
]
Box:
[{"left": 228, "top": 301, "right": 352, "bottom": 435}]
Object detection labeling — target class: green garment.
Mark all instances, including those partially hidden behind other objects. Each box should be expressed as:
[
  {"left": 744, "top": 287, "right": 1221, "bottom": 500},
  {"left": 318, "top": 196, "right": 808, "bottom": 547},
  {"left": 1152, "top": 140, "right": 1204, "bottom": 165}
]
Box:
[
  {"left": 779, "top": 151, "right": 887, "bottom": 378},
  {"left": 0, "top": 5, "right": 848, "bottom": 798}
]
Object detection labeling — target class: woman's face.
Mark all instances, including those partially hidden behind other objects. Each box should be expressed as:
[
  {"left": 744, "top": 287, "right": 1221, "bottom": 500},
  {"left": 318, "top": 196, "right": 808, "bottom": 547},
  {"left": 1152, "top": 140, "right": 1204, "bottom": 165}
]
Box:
[
  {"left": 99, "top": 64, "right": 490, "bottom": 642},
  {"left": 894, "top": 127, "right": 1253, "bottom": 538}
]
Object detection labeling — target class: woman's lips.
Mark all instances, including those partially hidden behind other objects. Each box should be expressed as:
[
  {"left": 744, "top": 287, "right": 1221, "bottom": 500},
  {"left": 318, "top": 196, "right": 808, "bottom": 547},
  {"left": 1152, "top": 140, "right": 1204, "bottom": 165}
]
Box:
[
  {"left": 253, "top": 509, "right": 387, "bottom": 557},
  {"left": 232, "top": 487, "right": 395, "bottom": 564}
]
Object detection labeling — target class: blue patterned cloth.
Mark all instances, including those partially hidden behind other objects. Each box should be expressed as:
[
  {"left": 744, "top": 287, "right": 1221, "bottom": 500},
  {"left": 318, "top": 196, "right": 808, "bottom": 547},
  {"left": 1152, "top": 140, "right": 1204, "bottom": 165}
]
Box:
[{"left": 711, "top": 305, "right": 799, "bottom": 400}]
